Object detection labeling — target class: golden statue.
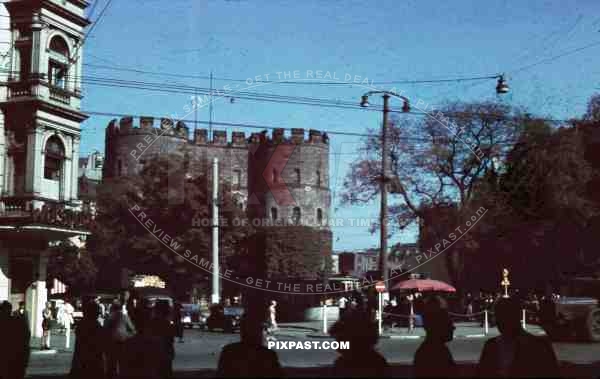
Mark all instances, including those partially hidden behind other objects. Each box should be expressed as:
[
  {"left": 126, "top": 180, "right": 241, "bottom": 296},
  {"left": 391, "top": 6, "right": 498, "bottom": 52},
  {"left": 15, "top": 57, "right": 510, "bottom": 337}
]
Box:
[{"left": 501, "top": 268, "right": 510, "bottom": 298}]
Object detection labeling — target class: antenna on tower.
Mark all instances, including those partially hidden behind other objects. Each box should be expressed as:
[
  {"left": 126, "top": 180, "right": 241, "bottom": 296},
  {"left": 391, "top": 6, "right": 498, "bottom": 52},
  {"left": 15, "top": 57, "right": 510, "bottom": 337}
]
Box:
[{"left": 209, "top": 71, "right": 214, "bottom": 140}]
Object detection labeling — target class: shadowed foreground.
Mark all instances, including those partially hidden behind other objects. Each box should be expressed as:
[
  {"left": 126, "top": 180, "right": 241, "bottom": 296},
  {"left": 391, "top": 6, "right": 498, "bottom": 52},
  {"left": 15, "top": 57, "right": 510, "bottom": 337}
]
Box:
[{"left": 25, "top": 362, "right": 600, "bottom": 379}]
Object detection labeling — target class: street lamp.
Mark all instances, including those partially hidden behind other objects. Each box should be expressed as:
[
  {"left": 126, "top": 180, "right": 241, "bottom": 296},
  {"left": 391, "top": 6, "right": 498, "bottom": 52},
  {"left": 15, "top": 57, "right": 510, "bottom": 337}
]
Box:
[
  {"left": 359, "top": 90, "right": 411, "bottom": 288},
  {"left": 496, "top": 74, "right": 509, "bottom": 94}
]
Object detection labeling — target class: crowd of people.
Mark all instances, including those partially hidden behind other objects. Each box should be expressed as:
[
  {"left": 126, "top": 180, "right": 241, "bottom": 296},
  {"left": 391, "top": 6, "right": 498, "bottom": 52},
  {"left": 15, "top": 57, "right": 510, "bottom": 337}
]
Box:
[
  {"left": 217, "top": 294, "right": 560, "bottom": 378},
  {"left": 2, "top": 291, "right": 564, "bottom": 378},
  {"left": 67, "top": 291, "right": 179, "bottom": 379},
  {"left": 238, "top": 296, "right": 559, "bottom": 378}
]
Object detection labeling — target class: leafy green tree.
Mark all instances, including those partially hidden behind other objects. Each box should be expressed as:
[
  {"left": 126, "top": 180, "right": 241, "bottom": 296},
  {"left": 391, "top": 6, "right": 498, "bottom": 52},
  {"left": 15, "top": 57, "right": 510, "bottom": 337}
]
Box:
[
  {"left": 469, "top": 115, "right": 598, "bottom": 290},
  {"left": 47, "top": 242, "right": 98, "bottom": 295},
  {"left": 88, "top": 152, "right": 251, "bottom": 295}
]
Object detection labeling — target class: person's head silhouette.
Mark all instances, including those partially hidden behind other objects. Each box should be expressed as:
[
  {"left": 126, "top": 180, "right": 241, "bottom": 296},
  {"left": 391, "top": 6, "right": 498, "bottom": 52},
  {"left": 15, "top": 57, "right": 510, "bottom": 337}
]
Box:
[
  {"left": 329, "top": 310, "right": 378, "bottom": 352},
  {"left": 240, "top": 312, "right": 266, "bottom": 345},
  {"left": 110, "top": 302, "right": 123, "bottom": 314},
  {"left": 83, "top": 301, "right": 100, "bottom": 321},
  {"left": 422, "top": 303, "right": 455, "bottom": 343},
  {"left": 0, "top": 300, "right": 11, "bottom": 317},
  {"left": 495, "top": 297, "right": 522, "bottom": 337}
]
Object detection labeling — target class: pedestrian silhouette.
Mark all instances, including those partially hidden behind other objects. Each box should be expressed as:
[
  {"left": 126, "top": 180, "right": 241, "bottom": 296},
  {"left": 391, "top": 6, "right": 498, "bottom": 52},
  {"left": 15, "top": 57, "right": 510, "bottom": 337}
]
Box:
[
  {"left": 70, "top": 301, "right": 106, "bottom": 379},
  {"left": 13, "top": 300, "right": 30, "bottom": 379},
  {"left": 1, "top": 300, "right": 30, "bottom": 379},
  {"left": 478, "top": 297, "right": 560, "bottom": 377},
  {"left": 128, "top": 296, "right": 144, "bottom": 332},
  {"left": 329, "top": 309, "right": 388, "bottom": 377},
  {"left": 120, "top": 308, "right": 165, "bottom": 379},
  {"left": 104, "top": 302, "right": 136, "bottom": 378},
  {"left": 41, "top": 301, "right": 54, "bottom": 349},
  {"left": 413, "top": 299, "right": 457, "bottom": 378},
  {"left": 173, "top": 302, "right": 184, "bottom": 343},
  {"left": 216, "top": 312, "right": 283, "bottom": 378},
  {"left": 147, "top": 300, "right": 175, "bottom": 379}
]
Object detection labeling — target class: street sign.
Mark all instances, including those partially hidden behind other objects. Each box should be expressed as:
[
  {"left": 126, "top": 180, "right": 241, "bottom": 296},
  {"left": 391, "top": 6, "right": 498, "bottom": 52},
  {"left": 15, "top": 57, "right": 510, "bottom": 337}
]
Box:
[{"left": 375, "top": 281, "right": 386, "bottom": 293}]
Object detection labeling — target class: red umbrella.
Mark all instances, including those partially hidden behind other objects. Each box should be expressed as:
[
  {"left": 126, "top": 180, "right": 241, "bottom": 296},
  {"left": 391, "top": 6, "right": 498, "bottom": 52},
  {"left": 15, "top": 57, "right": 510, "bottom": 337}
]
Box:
[{"left": 391, "top": 279, "right": 456, "bottom": 293}]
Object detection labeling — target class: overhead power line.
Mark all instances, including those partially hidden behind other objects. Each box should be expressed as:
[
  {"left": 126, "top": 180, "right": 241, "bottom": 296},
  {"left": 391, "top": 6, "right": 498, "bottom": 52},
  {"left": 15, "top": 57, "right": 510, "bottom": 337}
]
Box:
[
  {"left": 0, "top": 70, "right": 425, "bottom": 114},
  {"left": 0, "top": 68, "right": 574, "bottom": 124},
  {"left": 69, "top": 0, "right": 114, "bottom": 69},
  {"left": 83, "top": 62, "right": 500, "bottom": 86},
  {"left": 510, "top": 39, "right": 600, "bottom": 75}
]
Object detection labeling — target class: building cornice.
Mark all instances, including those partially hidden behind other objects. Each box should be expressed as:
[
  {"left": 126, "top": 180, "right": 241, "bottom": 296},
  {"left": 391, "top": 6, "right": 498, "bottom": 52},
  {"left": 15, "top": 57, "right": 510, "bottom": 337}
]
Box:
[
  {"left": 5, "top": 0, "right": 91, "bottom": 28},
  {"left": 0, "top": 98, "right": 89, "bottom": 123}
]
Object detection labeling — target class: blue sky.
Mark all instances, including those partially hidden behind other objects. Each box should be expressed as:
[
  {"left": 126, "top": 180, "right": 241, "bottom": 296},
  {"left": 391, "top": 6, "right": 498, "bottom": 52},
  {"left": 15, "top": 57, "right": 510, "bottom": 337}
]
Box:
[{"left": 79, "top": 0, "right": 600, "bottom": 251}]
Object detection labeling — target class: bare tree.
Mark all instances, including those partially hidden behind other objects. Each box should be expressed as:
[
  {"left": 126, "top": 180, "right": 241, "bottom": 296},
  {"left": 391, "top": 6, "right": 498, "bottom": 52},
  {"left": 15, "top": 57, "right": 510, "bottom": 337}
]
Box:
[
  {"left": 342, "top": 101, "right": 523, "bottom": 233},
  {"left": 341, "top": 101, "right": 524, "bottom": 286}
]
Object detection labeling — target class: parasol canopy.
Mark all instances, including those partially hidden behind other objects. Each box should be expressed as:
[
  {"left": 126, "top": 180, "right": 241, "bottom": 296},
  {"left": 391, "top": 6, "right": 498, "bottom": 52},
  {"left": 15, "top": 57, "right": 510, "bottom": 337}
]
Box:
[{"left": 391, "top": 278, "right": 456, "bottom": 293}]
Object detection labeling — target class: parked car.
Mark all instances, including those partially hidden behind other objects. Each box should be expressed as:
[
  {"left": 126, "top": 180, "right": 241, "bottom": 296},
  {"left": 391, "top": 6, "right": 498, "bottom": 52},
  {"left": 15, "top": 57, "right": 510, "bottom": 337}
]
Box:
[
  {"left": 180, "top": 303, "right": 208, "bottom": 329},
  {"left": 206, "top": 304, "right": 244, "bottom": 333},
  {"left": 133, "top": 287, "right": 174, "bottom": 309},
  {"left": 540, "top": 278, "right": 600, "bottom": 342}
]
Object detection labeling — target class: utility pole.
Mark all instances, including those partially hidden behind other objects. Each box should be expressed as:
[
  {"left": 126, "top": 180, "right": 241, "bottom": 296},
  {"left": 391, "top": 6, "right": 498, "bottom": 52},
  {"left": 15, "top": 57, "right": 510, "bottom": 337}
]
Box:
[
  {"left": 211, "top": 157, "right": 220, "bottom": 305},
  {"left": 194, "top": 87, "right": 198, "bottom": 133},
  {"left": 380, "top": 94, "right": 390, "bottom": 285},
  {"left": 209, "top": 71, "right": 213, "bottom": 139}
]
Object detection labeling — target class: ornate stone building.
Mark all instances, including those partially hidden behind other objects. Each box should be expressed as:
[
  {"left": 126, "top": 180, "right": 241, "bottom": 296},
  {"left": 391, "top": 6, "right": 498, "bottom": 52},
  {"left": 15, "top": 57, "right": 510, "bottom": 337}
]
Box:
[{"left": 0, "top": 0, "right": 91, "bottom": 337}]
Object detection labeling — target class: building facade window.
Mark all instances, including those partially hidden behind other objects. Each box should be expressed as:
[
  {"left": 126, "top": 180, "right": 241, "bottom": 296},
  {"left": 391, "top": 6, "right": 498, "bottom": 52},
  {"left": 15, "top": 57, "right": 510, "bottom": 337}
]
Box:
[
  {"left": 117, "top": 159, "right": 122, "bottom": 176},
  {"left": 48, "top": 61, "right": 67, "bottom": 89},
  {"left": 49, "top": 35, "right": 69, "bottom": 56},
  {"left": 272, "top": 168, "right": 278, "bottom": 183},
  {"left": 48, "top": 36, "right": 69, "bottom": 90},
  {"left": 316, "top": 170, "right": 321, "bottom": 187},
  {"left": 317, "top": 208, "right": 323, "bottom": 225},
  {"left": 233, "top": 169, "right": 241, "bottom": 189},
  {"left": 294, "top": 168, "right": 301, "bottom": 184},
  {"left": 44, "top": 136, "right": 64, "bottom": 180},
  {"left": 292, "top": 207, "right": 301, "bottom": 225},
  {"left": 271, "top": 207, "right": 278, "bottom": 221}
]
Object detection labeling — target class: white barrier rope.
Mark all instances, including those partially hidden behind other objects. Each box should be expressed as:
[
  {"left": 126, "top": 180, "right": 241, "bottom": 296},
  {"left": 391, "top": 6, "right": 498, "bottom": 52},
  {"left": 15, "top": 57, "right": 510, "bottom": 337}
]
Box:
[
  {"left": 448, "top": 310, "right": 486, "bottom": 318},
  {"left": 381, "top": 312, "right": 415, "bottom": 319}
]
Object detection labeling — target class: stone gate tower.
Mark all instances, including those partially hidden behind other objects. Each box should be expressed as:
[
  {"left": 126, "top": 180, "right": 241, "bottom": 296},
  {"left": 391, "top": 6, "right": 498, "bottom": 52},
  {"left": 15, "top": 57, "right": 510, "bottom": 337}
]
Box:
[{"left": 246, "top": 128, "right": 332, "bottom": 284}]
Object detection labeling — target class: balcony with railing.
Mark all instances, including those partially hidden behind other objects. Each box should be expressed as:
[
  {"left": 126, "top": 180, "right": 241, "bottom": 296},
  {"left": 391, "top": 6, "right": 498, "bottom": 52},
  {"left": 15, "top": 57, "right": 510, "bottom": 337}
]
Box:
[
  {"left": 0, "top": 197, "right": 31, "bottom": 219},
  {"left": 7, "top": 80, "right": 32, "bottom": 98},
  {"left": 49, "top": 86, "right": 71, "bottom": 105},
  {"left": 0, "top": 197, "right": 94, "bottom": 233}
]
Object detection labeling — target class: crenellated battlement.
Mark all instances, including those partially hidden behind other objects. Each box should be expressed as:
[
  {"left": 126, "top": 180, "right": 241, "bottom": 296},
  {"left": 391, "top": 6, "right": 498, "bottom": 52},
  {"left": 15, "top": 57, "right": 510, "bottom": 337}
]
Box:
[
  {"left": 248, "top": 128, "right": 329, "bottom": 145},
  {"left": 106, "top": 116, "right": 190, "bottom": 139},
  {"left": 106, "top": 117, "right": 329, "bottom": 147}
]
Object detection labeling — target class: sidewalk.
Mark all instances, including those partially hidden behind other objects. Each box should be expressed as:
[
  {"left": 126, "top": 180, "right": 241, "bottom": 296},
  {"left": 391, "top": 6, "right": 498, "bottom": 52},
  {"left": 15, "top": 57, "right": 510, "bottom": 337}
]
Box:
[
  {"left": 29, "top": 331, "right": 76, "bottom": 355},
  {"left": 278, "top": 321, "right": 547, "bottom": 339}
]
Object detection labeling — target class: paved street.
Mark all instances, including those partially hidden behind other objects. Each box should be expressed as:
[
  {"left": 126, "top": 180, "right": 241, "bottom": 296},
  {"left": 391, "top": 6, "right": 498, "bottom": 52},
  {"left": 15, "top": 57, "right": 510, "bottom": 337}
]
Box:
[{"left": 26, "top": 323, "right": 600, "bottom": 377}]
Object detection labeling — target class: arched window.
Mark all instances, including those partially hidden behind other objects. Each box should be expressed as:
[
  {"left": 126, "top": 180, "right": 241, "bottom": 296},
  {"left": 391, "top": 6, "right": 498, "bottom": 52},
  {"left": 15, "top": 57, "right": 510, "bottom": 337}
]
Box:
[
  {"left": 44, "top": 136, "right": 64, "bottom": 180},
  {"left": 292, "top": 207, "right": 301, "bottom": 225},
  {"left": 48, "top": 36, "right": 69, "bottom": 89},
  {"left": 317, "top": 208, "right": 323, "bottom": 225},
  {"left": 271, "top": 207, "right": 278, "bottom": 221},
  {"left": 49, "top": 36, "right": 69, "bottom": 57}
]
